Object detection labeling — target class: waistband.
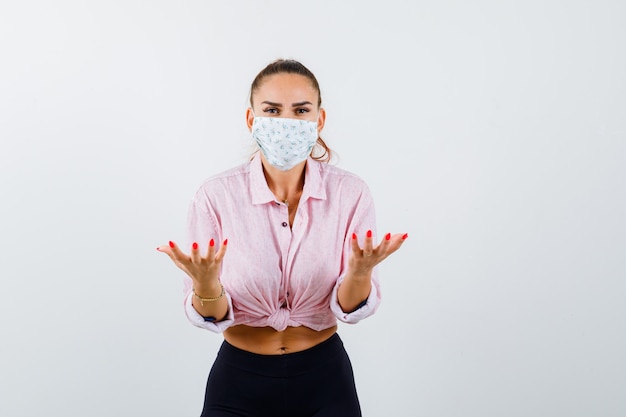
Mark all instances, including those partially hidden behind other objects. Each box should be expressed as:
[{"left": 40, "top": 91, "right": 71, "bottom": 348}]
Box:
[{"left": 216, "top": 333, "right": 345, "bottom": 377}]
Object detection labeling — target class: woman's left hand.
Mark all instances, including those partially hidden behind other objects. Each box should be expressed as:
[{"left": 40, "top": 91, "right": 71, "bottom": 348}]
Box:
[
  {"left": 337, "top": 230, "right": 408, "bottom": 312},
  {"left": 349, "top": 230, "right": 408, "bottom": 275}
]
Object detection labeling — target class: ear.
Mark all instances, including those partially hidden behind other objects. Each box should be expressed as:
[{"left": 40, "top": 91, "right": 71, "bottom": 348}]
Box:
[
  {"left": 317, "top": 107, "right": 326, "bottom": 133},
  {"left": 246, "top": 107, "right": 255, "bottom": 132}
]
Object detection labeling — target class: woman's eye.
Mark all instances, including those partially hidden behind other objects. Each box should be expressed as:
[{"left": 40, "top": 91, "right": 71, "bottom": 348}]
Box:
[
  {"left": 263, "top": 108, "right": 278, "bottom": 114},
  {"left": 296, "top": 108, "right": 309, "bottom": 114}
]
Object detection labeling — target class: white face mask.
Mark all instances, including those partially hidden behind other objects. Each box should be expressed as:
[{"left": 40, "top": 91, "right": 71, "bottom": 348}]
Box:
[{"left": 251, "top": 116, "right": 319, "bottom": 171}]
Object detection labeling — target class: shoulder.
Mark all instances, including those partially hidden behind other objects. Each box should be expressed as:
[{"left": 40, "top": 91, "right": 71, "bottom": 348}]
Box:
[
  {"left": 315, "top": 160, "right": 371, "bottom": 193},
  {"left": 193, "top": 160, "right": 252, "bottom": 199}
]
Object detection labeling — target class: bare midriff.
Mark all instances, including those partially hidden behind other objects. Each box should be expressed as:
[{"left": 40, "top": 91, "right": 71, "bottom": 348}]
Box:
[{"left": 224, "top": 324, "right": 338, "bottom": 355}]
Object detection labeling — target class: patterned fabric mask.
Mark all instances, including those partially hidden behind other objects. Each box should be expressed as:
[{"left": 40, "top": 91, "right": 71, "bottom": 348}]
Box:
[{"left": 251, "top": 116, "right": 319, "bottom": 171}]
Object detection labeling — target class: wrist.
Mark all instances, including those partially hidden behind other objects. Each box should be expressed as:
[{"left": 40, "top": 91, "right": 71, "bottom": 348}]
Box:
[
  {"left": 343, "top": 272, "right": 372, "bottom": 285},
  {"left": 344, "top": 268, "right": 372, "bottom": 284},
  {"left": 192, "top": 284, "right": 225, "bottom": 307},
  {"left": 193, "top": 281, "right": 223, "bottom": 298}
]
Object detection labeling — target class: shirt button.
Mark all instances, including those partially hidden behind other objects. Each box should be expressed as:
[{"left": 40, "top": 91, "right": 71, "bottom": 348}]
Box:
[{"left": 281, "top": 222, "right": 288, "bottom": 227}]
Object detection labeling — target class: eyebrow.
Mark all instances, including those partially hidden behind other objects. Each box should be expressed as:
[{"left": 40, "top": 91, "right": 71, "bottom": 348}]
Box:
[{"left": 261, "top": 100, "right": 313, "bottom": 107}]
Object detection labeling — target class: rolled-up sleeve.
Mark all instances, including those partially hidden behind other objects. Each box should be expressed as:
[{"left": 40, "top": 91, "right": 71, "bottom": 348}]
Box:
[
  {"left": 329, "top": 268, "right": 381, "bottom": 323},
  {"left": 328, "top": 181, "right": 382, "bottom": 324},
  {"left": 181, "top": 188, "right": 235, "bottom": 332},
  {"left": 183, "top": 289, "right": 235, "bottom": 333}
]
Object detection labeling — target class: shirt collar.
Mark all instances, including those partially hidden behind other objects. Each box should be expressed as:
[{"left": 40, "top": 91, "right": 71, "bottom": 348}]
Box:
[{"left": 249, "top": 153, "right": 327, "bottom": 205}]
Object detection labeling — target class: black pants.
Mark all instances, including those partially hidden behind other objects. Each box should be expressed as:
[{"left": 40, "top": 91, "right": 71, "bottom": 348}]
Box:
[{"left": 201, "top": 333, "right": 362, "bottom": 417}]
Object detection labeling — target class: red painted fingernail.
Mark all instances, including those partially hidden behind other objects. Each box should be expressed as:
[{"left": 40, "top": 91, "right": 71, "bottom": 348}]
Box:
[
  {"left": 209, "top": 238, "right": 215, "bottom": 247},
  {"left": 192, "top": 242, "right": 198, "bottom": 250},
  {"left": 366, "top": 230, "right": 372, "bottom": 238},
  {"left": 169, "top": 241, "right": 175, "bottom": 248},
  {"left": 223, "top": 239, "right": 228, "bottom": 246},
  {"left": 385, "top": 233, "right": 391, "bottom": 241},
  {"left": 352, "top": 233, "right": 357, "bottom": 240},
  {"left": 402, "top": 233, "right": 409, "bottom": 240}
]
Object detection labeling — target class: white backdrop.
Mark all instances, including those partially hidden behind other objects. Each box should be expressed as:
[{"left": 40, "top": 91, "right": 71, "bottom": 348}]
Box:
[{"left": 1, "top": 1, "right": 625, "bottom": 416}]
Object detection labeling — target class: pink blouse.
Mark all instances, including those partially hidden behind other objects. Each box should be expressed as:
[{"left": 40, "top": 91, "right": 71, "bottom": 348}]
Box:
[{"left": 183, "top": 153, "right": 381, "bottom": 333}]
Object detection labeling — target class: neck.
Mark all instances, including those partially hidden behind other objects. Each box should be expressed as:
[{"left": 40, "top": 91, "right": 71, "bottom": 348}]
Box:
[{"left": 260, "top": 154, "right": 306, "bottom": 202}]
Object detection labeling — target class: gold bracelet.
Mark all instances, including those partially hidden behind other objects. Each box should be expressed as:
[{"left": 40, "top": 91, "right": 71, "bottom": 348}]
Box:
[{"left": 192, "top": 285, "right": 225, "bottom": 306}]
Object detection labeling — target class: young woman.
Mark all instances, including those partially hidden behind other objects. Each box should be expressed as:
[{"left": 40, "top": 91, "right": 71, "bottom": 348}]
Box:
[{"left": 158, "top": 59, "right": 408, "bottom": 416}]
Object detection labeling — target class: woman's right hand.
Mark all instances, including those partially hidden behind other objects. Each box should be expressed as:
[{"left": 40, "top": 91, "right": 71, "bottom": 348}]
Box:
[{"left": 157, "top": 239, "right": 228, "bottom": 292}]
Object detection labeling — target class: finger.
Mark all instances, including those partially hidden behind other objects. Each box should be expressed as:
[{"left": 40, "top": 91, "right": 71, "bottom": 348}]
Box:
[
  {"left": 157, "top": 240, "right": 177, "bottom": 254},
  {"left": 375, "top": 232, "right": 392, "bottom": 252},
  {"left": 168, "top": 240, "right": 193, "bottom": 263},
  {"left": 350, "top": 232, "right": 361, "bottom": 255},
  {"left": 393, "top": 232, "right": 409, "bottom": 246},
  {"left": 382, "top": 233, "right": 409, "bottom": 257},
  {"left": 158, "top": 241, "right": 189, "bottom": 268},
  {"left": 363, "top": 230, "right": 374, "bottom": 257},
  {"left": 156, "top": 244, "right": 171, "bottom": 254},
  {"left": 190, "top": 241, "right": 201, "bottom": 264},
  {"left": 214, "top": 239, "right": 229, "bottom": 262},
  {"left": 205, "top": 238, "right": 216, "bottom": 260}
]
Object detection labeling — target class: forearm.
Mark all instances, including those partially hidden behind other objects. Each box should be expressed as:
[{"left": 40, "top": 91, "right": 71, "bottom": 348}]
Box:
[
  {"left": 336, "top": 269, "right": 372, "bottom": 313},
  {"left": 191, "top": 280, "right": 229, "bottom": 321}
]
